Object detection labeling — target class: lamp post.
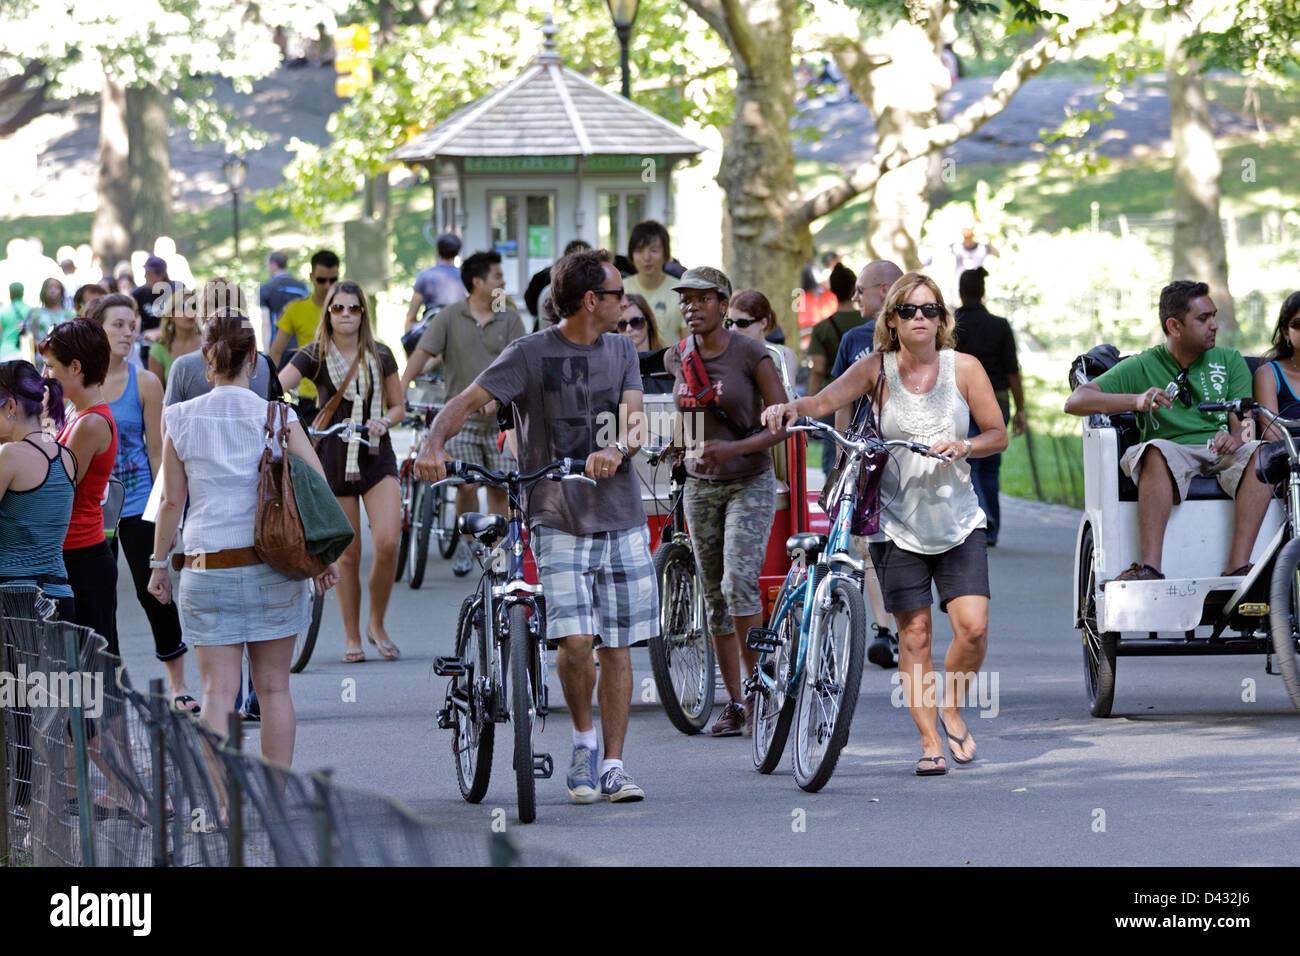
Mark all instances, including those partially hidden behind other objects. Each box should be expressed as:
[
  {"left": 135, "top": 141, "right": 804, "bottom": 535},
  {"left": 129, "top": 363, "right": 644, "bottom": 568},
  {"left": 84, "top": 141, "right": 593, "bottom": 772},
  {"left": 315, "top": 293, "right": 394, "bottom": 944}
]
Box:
[
  {"left": 221, "top": 155, "right": 248, "bottom": 260},
  {"left": 605, "top": 0, "right": 639, "bottom": 99}
]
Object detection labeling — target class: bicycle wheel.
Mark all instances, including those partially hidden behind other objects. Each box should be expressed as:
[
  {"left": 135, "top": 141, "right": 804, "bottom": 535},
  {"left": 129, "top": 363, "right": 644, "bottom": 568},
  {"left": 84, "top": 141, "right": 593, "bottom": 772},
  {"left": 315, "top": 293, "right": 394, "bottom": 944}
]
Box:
[
  {"left": 753, "top": 581, "right": 799, "bottom": 774},
  {"left": 292, "top": 587, "right": 325, "bottom": 674},
  {"left": 508, "top": 603, "right": 538, "bottom": 823},
  {"left": 791, "top": 576, "right": 866, "bottom": 792},
  {"left": 450, "top": 596, "right": 494, "bottom": 802},
  {"left": 648, "top": 541, "right": 714, "bottom": 735},
  {"left": 395, "top": 463, "right": 413, "bottom": 583},
  {"left": 436, "top": 482, "right": 459, "bottom": 560},
  {"left": 1079, "top": 525, "right": 1117, "bottom": 717},
  {"left": 1270, "top": 536, "right": 1300, "bottom": 711},
  {"left": 409, "top": 481, "right": 435, "bottom": 589}
]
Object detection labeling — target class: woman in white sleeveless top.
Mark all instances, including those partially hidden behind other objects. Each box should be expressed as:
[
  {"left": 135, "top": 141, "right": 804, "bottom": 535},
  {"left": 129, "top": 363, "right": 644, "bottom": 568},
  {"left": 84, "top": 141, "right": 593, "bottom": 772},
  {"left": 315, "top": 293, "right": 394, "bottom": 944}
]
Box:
[{"left": 763, "top": 272, "right": 1006, "bottom": 776}]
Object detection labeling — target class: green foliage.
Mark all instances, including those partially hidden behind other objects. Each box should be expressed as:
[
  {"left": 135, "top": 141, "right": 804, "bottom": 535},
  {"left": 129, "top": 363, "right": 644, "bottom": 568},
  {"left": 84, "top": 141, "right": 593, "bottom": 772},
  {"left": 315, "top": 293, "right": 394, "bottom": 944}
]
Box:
[
  {"left": 262, "top": 0, "right": 731, "bottom": 226},
  {"left": 1185, "top": 0, "right": 1300, "bottom": 76}
]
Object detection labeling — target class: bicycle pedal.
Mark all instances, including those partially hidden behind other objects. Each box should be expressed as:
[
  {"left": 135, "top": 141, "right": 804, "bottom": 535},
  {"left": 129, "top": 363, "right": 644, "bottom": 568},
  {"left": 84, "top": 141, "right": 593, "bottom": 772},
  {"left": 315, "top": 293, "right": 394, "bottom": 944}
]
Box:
[
  {"left": 433, "top": 656, "right": 467, "bottom": 677},
  {"left": 533, "top": 753, "right": 553, "bottom": 779},
  {"left": 746, "top": 627, "right": 782, "bottom": 653}
]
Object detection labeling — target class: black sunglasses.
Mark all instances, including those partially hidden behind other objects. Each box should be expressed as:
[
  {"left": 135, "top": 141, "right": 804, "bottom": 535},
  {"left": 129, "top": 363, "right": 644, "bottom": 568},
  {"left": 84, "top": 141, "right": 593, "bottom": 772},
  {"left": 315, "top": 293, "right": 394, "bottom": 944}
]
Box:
[
  {"left": 592, "top": 287, "right": 624, "bottom": 299},
  {"left": 894, "top": 303, "right": 943, "bottom": 320},
  {"left": 1167, "top": 367, "right": 1192, "bottom": 407},
  {"left": 725, "top": 316, "right": 762, "bottom": 329},
  {"left": 314, "top": 275, "right": 339, "bottom": 285},
  {"left": 617, "top": 316, "right": 646, "bottom": 331}
]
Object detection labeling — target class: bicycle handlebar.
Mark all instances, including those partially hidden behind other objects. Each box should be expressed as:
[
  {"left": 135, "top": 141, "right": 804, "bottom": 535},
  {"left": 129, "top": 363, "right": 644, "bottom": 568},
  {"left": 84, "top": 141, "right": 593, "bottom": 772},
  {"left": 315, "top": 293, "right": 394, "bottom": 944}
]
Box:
[
  {"left": 307, "top": 421, "right": 379, "bottom": 449},
  {"left": 787, "top": 417, "right": 939, "bottom": 459},
  {"left": 436, "top": 457, "right": 595, "bottom": 490}
]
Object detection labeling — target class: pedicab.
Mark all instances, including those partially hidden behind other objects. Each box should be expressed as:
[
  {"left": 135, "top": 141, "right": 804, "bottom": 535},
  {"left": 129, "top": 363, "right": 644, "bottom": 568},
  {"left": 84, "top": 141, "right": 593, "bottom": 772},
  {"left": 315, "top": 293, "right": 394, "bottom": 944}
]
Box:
[{"left": 1069, "top": 346, "right": 1300, "bottom": 716}]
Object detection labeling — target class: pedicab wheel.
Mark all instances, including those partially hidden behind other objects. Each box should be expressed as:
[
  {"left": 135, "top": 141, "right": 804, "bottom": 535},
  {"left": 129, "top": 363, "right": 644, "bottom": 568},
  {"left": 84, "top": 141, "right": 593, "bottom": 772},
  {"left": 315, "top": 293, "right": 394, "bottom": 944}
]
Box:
[
  {"left": 1079, "top": 526, "right": 1117, "bottom": 717},
  {"left": 508, "top": 603, "right": 538, "bottom": 823},
  {"left": 649, "top": 541, "right": 715, "bottom": 735},
  {"left": 292, "top": 586, "right": 325, "bottom": 674},
  {"left": 436, "top": 483, "right": 459, "bottom": 560},
  {"left": 791, "top": 577, "right": 865, "bottom": 792},
  {"left": 451, "top": 596, "right": 494, "bottom": 802},
  {"left": 395, "top": 463, "right": 414, "bottom": 583},
  {"left": 1268, "top": 536, "right": 1300, "bottom": 711},
  {"left": 409, "top": 481, "right": 435, "bottom": 589},
  {"left": 753, "top": 581, "right": 798, "bottom": 774}
]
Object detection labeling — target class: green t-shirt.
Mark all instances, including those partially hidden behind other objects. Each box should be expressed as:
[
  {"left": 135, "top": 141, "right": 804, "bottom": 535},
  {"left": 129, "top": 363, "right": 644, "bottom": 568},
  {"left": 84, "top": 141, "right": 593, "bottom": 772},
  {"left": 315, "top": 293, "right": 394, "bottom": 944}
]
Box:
[
  {"left": 0, "top": 301, "right": 31, "bottom": 360},
  {"left": 1093, "top": 344, "right": 1250, "bottom": 444}
]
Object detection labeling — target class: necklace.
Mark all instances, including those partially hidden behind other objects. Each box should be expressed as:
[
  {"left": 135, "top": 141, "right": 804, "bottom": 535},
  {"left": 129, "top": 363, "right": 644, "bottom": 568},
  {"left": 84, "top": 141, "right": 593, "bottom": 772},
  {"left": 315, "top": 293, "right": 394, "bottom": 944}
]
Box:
[{"left": 898, "top": 358, "right": 936, "bottom": 393}]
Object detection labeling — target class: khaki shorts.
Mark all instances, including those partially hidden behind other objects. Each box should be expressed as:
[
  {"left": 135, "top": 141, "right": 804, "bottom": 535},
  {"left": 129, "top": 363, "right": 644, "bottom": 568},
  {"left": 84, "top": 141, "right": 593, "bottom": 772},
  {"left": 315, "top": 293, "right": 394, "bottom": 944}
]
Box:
[{"left": 1120, "top": 438, "right": 1263, "bottom": 503}]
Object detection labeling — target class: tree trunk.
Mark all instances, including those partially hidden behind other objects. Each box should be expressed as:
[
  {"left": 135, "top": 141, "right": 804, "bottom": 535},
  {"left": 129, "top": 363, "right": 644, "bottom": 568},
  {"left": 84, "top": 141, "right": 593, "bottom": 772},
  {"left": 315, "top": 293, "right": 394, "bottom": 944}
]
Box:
[
  {"left": 712, "top": 0, "right": 809, "bottom": 348},
  {"left": 126, "top": 84, "right": 174, "bottom": 252},
  {"left": 1166, "top": 13, "right": 1234, "bottom": 333},
  {"left": 91, "top": 77, "right": 132, "bottom": 270}
]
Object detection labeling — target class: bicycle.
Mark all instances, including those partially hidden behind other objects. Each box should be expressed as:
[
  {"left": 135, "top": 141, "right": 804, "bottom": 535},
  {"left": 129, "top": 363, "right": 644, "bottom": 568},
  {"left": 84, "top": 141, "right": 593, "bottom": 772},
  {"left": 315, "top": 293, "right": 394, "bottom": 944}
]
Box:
[
  {"left": 395, "top": 400, "right": 458, "bottom": 588},
  {"left": 640, "top": 443, "right": 715, "bottom": 734},
  {"left": 286, "top": 421, "right": 378, "bottom": 673},
  {"left": 433, "top": 456, "right": 594, "bottom": 823},
  {"left": 746, "top": 417, "right": 936, "bottom": 791}
]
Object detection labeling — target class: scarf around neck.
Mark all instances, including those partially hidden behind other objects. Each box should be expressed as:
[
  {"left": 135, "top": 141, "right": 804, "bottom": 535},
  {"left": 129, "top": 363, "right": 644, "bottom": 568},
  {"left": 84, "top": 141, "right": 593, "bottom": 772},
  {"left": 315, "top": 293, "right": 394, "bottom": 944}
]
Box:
[{"left": 325, "top": 339, "right": 382, "bottom": 482}]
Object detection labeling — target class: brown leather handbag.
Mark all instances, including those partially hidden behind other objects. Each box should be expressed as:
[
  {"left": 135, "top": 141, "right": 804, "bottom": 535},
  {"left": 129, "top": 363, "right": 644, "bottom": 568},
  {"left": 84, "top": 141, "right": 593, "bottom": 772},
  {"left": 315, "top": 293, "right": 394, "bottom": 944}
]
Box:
[{"left": 254, "top": 402, "right": 327, "bottom": 581}]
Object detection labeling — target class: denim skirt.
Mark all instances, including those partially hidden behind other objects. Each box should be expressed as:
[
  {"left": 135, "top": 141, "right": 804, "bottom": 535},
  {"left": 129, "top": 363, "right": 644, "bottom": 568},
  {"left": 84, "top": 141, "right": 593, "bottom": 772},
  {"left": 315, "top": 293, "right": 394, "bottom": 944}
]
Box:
[{"left": 178, "top": 563, "right": 312, "bottom": 646}]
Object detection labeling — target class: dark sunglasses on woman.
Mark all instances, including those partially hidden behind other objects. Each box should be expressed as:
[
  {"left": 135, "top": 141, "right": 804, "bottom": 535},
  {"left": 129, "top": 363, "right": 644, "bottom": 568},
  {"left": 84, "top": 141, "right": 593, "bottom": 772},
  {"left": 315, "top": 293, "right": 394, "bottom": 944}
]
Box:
[
  {"left": 725, "top": 316, "right": 762, "bottom": 329},
  {"left": 617, "top": 316, "right": 646, "bottom": 331},
  {"left": 894, "top": 303, "right": 943, "bottom": 320},
  {"left": 329, "top": 303, "right": 363, "bottom": 315}
]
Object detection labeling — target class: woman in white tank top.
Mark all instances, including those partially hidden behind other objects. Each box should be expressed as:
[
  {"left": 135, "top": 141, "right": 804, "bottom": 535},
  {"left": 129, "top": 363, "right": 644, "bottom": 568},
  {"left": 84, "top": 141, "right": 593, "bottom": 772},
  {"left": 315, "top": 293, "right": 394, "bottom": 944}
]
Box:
[{"left": 762, "top": 272, "right": 1007, "bottom": 776}]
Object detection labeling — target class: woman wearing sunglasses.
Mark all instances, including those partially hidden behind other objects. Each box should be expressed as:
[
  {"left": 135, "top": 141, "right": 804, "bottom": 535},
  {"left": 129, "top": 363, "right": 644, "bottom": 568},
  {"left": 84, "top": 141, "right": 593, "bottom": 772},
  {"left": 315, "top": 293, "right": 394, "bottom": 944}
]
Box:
[
  {"left": 763, "top": 272, "right": 1006, "bottom": 775},
  {"left": 279, "top": 281, "right": 405, "bottom": 663},
  {"left": 727, "top": 290, "right": 796, "bottom": 398},
  {"left": 619, "top": 294, "right": 673, "bottom": 396},
  {"left": 663, "top": 267, "right": 790, "bottom": 737}
]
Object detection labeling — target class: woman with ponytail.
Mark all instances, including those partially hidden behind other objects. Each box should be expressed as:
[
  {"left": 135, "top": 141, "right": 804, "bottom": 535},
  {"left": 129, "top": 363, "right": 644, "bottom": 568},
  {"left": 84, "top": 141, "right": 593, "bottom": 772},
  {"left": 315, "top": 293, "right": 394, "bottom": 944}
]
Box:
[
  {"left": 0, "top": 359, "right": 76, "bottom": 823},
  {"left": 147, "top": 310, "right": 337, "bottom": 770}
]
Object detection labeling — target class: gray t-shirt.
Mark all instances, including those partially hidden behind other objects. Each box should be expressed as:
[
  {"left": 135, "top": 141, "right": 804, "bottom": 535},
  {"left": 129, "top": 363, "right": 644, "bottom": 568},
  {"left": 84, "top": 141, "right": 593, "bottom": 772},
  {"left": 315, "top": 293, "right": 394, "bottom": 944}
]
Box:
[
  {"left": 164, "top": 350, "right": 278, "bottom": 405},
  {"left": 475, "top": 326, "right": 644, "bottom": 536}
]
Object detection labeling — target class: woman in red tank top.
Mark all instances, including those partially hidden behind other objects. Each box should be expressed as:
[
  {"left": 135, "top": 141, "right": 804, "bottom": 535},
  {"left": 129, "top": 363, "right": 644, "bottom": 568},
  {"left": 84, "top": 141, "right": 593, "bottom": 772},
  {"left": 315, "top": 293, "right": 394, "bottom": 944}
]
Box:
[{"left": 39, "top": 319, "right": 119, "bottom": 653}]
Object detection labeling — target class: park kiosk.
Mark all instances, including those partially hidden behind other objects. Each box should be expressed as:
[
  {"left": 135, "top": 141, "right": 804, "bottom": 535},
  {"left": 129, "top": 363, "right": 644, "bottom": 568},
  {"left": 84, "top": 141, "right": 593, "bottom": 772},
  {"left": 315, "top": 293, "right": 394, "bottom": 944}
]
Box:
[{"left": 390, "top": 18, "right": 707, "bottom": 305}]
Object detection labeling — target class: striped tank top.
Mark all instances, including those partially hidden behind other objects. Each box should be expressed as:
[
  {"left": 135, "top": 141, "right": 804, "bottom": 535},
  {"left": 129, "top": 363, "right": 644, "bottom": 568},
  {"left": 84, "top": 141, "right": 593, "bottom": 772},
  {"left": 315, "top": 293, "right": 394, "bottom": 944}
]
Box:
[{"left": 0, "top": 439, "right": 75, "bottom": 597}]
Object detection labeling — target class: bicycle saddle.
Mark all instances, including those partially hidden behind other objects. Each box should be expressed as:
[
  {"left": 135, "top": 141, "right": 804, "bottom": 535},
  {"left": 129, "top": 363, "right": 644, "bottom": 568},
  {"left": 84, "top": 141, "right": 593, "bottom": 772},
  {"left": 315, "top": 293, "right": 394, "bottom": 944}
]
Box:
[
  {"left": 785, "top": 533, "right": 826, "bottom": 560},
  {"left": 457, "top": 512, "right": 507, "bottom": 545}
]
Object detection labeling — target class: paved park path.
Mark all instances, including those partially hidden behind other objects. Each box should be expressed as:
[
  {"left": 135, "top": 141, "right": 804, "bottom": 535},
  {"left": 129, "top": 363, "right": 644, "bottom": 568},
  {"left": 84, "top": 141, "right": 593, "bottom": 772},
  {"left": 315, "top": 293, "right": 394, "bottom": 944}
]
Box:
[{"left": 115, "top": 433, "right": 1300, "bottom": 866}]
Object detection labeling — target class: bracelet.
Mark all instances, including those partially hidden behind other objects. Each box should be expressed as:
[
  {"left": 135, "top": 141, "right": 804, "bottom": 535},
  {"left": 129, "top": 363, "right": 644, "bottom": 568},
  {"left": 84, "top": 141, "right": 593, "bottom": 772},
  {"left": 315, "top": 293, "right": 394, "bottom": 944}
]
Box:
[
  {"left": 148, "top": 554, "right": 169, "bottom": 570},
  {"left": 963, "top": 439, "right": 972, "bottom": 455}
]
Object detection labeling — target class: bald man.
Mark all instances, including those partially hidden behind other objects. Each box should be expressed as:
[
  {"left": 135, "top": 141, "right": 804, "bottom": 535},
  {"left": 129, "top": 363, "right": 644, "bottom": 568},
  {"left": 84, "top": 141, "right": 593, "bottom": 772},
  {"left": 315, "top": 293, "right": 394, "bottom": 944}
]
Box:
[{"left": 830, "top": 260, "right": 904, "bottom": 431}]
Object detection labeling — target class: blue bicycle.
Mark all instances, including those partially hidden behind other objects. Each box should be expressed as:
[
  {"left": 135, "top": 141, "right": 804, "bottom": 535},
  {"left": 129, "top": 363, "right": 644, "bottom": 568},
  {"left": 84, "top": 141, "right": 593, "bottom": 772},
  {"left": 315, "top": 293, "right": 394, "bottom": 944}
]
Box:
[{"left": 746, "top": 418, "right": 934, "bottom": 791}]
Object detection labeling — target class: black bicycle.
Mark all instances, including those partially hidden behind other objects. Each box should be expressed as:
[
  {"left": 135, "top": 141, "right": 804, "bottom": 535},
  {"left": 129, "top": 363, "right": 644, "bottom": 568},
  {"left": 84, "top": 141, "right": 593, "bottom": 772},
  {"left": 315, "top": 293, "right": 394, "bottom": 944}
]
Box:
[{"left": 433, "top": 456, "right": 594, "bottom": 823}]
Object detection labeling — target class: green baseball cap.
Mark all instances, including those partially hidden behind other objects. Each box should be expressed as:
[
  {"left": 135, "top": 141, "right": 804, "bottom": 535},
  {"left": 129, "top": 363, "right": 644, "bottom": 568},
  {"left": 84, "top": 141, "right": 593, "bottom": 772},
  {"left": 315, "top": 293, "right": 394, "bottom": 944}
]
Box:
[{"left": 672, "top": 266, "right": 732, "bottom": 300}]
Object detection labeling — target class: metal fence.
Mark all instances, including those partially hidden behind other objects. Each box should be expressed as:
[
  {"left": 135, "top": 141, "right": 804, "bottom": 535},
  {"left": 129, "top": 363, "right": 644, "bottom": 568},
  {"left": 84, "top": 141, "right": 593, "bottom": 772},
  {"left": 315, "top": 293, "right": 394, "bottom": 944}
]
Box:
[{"left": 1, "top": 585, "right": 570, "bottom": 867}]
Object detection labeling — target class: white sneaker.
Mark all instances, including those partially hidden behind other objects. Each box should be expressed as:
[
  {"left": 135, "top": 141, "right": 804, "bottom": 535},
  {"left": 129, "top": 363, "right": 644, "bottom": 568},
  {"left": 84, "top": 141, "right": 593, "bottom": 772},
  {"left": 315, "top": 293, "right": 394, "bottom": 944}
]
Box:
[{"left": 452, "top": 541, "right": 473, "bottom": 577}]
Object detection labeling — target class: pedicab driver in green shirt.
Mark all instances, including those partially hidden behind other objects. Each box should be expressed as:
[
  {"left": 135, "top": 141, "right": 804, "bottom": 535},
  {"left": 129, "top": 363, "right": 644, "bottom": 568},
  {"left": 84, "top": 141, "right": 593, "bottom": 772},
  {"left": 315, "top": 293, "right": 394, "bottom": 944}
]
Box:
[{"left": 1063, "top": 280, "right": 1271, "bottom": 582}]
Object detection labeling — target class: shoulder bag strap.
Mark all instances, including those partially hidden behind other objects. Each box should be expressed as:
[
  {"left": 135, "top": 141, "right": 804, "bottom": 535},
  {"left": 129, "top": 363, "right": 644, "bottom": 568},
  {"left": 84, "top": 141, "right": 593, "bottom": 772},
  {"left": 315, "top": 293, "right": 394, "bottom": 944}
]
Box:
[{"left": 310, "top": 346, "right": 365, "bottom": 435}]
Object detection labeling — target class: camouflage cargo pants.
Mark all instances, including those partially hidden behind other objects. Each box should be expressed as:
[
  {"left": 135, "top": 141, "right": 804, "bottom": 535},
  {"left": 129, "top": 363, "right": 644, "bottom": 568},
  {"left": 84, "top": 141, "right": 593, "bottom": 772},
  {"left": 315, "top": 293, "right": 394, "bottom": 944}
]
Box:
[{"left": 683, "top": 468, "right": 776, "bottom": 635}]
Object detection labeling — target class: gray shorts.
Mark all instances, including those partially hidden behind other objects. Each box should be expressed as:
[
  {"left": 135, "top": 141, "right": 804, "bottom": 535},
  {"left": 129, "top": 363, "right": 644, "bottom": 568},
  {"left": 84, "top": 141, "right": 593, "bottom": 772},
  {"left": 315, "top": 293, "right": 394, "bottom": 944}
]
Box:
[
  {"left": 447, "top": 416, "right": 513, "bottom": 475},
  {"left": 530, "top": 524, "right": 658, "bottom": 648},
  {"left": 1121, "top": 438, "right": 1263, "bottom": 503}
]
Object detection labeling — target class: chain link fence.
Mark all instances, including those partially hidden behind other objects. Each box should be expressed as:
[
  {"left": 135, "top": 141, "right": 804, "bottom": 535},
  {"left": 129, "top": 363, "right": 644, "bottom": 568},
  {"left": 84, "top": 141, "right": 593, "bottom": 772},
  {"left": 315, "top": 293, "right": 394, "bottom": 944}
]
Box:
[{"left": 1, "top": 585, "right": 570, "bottom": 867}]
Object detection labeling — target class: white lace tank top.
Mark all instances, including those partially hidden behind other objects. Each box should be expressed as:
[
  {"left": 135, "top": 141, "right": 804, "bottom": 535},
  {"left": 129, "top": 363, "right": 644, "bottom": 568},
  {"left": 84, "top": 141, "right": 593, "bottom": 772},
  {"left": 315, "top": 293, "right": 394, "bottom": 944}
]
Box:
[{"left": 868, "top": 349, "right": 986, "bottom": 555}]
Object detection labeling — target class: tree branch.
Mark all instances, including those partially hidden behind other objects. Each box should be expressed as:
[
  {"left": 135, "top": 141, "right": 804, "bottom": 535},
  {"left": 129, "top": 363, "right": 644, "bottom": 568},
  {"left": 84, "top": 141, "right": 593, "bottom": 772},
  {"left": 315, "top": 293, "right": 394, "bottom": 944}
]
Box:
[
  {"left": 791, "top": 0, "right": 1135, "bottom": 228},
  {"left": 0, "top": 60, "right": 45, "bottom": 105},
  {"left": 684, "top": 0, "right": 755, "bottom": 73}
]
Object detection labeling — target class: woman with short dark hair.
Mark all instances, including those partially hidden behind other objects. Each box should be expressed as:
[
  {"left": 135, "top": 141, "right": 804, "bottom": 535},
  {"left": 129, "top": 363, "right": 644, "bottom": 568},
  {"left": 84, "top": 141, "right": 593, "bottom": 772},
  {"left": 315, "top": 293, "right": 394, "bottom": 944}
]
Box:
[
  {"left": 625, "top": 220, "right": 683, "bottom": 343},
  {"left": 38, "top": 319, "right": 119, "bottom": 651}
]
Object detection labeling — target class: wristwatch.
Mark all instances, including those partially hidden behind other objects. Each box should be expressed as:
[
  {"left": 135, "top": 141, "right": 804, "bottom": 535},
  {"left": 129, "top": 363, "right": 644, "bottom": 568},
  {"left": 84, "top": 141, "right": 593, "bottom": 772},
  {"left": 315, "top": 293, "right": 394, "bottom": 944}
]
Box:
[
  {"left": 963, "top": 439, "right": 973, "bottom": 455},
  {"left": 148, "top": 554, "right": 169, "bottom": 570},
  {"left": 613, "top": 441, "right": 631, "bottom": 462}
]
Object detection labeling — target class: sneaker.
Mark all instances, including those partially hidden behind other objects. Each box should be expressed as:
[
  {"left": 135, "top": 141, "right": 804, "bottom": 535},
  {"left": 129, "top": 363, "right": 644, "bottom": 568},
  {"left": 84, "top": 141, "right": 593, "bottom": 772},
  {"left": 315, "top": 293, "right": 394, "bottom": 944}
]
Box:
[
  {"left": 868, "top": 625, "right": 899, "bottom": 669},
  {"left": 1111, "top": 562, "right": 1164, "bottom": 583},
  {"left": 743, "top": 691, "right": 755, "bottom": 738},
  {"left": 711, "top": 699, "right": 745, "bottom": 737},
  {"left": 452, "top": 541, "right": 474, "bottom": 578},
  {"left": 599, "top": 766, "right": 645, "bottom": 802},
  {"left": 565, "top": 744, "right": 599, "bottom": 804}
]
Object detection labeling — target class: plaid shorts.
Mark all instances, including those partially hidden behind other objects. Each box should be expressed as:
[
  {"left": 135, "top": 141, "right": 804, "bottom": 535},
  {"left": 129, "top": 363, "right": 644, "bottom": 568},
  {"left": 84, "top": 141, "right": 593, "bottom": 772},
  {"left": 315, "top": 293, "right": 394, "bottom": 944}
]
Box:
[
  {"left": 530, "top": 523, "right": 659, "bottom": 648},
  {"left": 446, "top": 416, "right": 512, "bottom": 474}
]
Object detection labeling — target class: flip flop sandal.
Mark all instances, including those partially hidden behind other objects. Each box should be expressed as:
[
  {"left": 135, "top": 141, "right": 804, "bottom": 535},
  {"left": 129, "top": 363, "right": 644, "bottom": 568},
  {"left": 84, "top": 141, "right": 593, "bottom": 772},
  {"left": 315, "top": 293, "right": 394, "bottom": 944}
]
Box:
[
  {"left": 172, "top": 694, "right": 201, "bottom": 716},
  {"left": 939, "top": 717, "right": 976, "bottom": 764},
  {"left": 368, "top": 632, "right": 401, "bottom": 661},
  {"left": 915, "top": 755, "right": 947, "bottom": 776},
  {"left": 342, "top": 649, "right": 367, "bottom": 663}
]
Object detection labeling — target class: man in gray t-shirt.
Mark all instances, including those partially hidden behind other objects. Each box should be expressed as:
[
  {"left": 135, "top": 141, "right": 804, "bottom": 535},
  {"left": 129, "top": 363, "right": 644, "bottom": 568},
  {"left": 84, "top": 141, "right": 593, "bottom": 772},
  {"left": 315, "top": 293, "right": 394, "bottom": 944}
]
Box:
[
  {"left": 164, "top": 348, "right": 277, "bottom": 407},
  {"left": 416, "top": 249, "right": 656, "bottom": 806}
]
